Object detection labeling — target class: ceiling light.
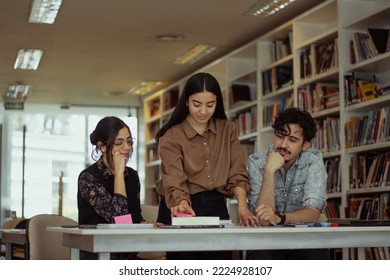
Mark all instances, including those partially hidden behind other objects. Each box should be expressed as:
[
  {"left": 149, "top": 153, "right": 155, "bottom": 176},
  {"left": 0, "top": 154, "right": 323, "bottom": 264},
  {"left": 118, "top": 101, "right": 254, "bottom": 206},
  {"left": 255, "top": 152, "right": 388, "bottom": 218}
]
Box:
[
  {"left": 14, "top": 49, "right": 43, "bottom": 70},
  {"left": 3, "top": 84, "right": 29, "bottom": 110},
  {"left": 245, "top": 0, "right": 296, "bottom": 17},
  {"left": 174, "top": 44, "right": 217, "bottom": 65},
  {"left": 29, "top": 0, "right": 63, "bottom": 24},
  {"left": 128, "top": 81, "right": 163, "bottom": 96}
]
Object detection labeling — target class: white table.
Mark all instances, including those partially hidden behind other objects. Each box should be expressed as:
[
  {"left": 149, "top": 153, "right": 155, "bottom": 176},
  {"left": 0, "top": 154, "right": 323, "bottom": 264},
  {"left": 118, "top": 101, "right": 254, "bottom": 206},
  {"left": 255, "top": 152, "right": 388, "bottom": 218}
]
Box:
[
  {"left": 47, "top": 226, "right": 390, "bottom": 260},
  {"left": 0, "top": 229, "right": 27, "bottom": 260}
]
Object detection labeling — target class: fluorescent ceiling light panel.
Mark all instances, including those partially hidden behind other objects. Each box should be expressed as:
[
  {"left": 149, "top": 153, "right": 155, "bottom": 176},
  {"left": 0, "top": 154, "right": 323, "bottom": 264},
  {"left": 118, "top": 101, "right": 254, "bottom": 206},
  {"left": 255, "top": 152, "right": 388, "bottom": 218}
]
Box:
[
  {"left": 128, "top": 81, "right": 163, "bottom": 96},
  {"left": 14, "top": 49, "right": 43, "bottom": 70},
  {"left": 174, "top": 44, "right": 217, "bottom": 65},
  {"left": 245, "top": 0, "right": 296, "bottom": 17},
  {"left": 4, "top": 84, "right": 29, "bottom": 101},
  {"left": 29, "top": 0, "right": 63, "bottom": 24}
]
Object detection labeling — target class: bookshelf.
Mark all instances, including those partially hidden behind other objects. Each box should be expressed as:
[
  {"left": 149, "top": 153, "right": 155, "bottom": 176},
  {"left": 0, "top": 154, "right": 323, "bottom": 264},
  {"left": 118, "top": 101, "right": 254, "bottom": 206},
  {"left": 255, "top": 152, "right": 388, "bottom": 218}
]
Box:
[
  {"left": 143, "top": 82, "right": 182, "bottom": 205},
  {"left": 141, "top": 0, "right": 390, "bottom": 259}
]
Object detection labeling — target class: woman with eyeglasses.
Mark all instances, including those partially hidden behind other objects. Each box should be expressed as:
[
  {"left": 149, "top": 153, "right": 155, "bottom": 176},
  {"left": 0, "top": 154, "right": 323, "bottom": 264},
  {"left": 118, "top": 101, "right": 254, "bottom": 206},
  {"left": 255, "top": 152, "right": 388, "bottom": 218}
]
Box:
[{"left": 77, "top": 116, "right": 142, "bottom": 259}]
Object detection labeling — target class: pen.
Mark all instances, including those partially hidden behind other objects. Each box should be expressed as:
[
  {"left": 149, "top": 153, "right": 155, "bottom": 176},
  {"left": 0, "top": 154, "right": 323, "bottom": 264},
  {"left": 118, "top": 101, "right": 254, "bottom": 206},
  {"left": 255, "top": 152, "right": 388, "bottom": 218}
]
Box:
[
  {"left": 250, "top": 203, "right": 277, "bottom": 226},
  {"left": 268, "top": 219, "right": 277, "bottom": 226}
]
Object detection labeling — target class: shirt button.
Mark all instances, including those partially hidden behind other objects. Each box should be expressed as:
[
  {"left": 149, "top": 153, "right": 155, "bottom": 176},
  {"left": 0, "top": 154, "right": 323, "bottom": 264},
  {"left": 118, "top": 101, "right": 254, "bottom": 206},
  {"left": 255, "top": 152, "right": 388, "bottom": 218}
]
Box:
[{"left": 204, "top": 142, "right": 207, "bottom": 145}]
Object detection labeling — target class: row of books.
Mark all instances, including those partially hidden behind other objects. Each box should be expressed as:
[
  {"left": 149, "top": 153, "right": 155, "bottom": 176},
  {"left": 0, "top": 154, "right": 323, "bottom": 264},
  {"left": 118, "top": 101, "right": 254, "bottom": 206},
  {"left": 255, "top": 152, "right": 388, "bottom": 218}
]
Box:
[
  {"left": 146, "top": 120, "right": 160, "bottom": 142},
  {"left": 324, "top": 199, "right": 341, "bottom": 219},
  {"left": 147, "top": 146, "right": 159, "bottom": 163},
  {"left": 149, "top": 99, "right": 161, "bottom": 118},
  {"left": 262, "top": 66, "right": 293, "bottom": 95},
  {"left": 230, "top": 84, "right": 254, "bottom": 107},
  {"left": 343, "top": 72, "right": 388, "bottom": 106},
  {"left": 270, "top": 32, "right": 292, "bottom": 63},
  {"left": 233, "top": 106, "right": 257, "bottom": 136},
  {"left": 349, "top": 152, "right": 390, "bottom": 189},
  {"left": 348, "top": 193, "right": 389, "bottom": 220},
  {"left": 299, "top": 38, "right": 339, "bottom": 79},
  {"left": 311, "top": 117, "right": 341, "bottom": 153},
  {"left": 324, "top": 158, "right": 341, "bottom": 194},
  {"left": 297, "top": 83, "right": 339, "bottom": 113},
  {"left": 345, "top": 107, "right": 390, "bottom": 148},
  {"left": 363, "top": 247, "right": 390, "bottom": 260},
  {"left": 350, "top": 28, "right": 390, "bottom": 64},
  {"left": 162, "top": 89, "right": 179, "bottom": 111},
  {"left": 262, "top": 95, "right": 293, "bottom": 127}
]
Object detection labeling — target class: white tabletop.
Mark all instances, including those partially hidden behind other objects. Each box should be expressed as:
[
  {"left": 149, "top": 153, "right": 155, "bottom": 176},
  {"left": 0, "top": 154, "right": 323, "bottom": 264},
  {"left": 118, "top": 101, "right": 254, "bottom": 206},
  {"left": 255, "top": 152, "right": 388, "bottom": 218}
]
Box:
[{"left": 47, "top": 225, "right": 390, "bottom": 260}]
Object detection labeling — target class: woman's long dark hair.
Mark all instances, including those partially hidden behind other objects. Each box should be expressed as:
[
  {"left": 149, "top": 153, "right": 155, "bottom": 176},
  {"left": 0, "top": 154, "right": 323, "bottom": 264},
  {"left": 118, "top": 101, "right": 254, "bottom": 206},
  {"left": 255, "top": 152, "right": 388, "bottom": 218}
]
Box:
[{"left": 155, "top": 72, "right": 227, "bottom": 143}]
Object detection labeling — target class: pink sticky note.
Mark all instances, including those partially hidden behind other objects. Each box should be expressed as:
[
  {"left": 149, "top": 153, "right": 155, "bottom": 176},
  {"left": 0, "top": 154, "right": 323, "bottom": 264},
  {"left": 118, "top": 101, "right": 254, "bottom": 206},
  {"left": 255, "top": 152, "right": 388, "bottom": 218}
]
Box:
[
  {"left": 176, "top": 213, "right": 193, "bottom": 217},
  {"left": 114, "top": 214, "right": 133, "bottom": 224}
]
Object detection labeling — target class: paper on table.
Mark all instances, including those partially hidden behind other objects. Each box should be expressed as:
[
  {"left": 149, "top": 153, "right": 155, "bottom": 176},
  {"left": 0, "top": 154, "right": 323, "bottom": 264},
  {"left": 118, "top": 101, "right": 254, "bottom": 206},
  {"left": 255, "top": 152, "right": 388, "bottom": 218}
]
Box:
[{"left": 114, "top": 214, "right": 133, "bottom": 224}]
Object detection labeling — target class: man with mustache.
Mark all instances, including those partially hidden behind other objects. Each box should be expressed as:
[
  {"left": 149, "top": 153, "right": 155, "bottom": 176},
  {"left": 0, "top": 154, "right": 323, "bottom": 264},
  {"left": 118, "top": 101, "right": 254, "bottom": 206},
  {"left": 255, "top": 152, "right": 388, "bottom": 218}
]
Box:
[{"left": 246, "top": 107, "right": 329, "bottom": 260}]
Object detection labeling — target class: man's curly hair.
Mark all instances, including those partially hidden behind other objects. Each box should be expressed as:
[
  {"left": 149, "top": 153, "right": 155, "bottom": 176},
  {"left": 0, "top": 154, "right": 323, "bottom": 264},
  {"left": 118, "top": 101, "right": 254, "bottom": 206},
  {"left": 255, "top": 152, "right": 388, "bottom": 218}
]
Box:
[{"left": 272, "top": 107, "right": 317, "bottom": 142}]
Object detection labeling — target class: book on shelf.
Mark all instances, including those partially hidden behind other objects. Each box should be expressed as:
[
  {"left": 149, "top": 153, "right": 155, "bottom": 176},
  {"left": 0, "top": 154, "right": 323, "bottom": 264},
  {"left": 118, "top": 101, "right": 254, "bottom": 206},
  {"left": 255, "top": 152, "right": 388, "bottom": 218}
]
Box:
[
  {"left": 150, "top": 99, "right": 160, "bottom": 117},
  {"left": 352, "top": 32, "right": 375, "bottom": 62},
  {"left": 272, "top": 34, "right": 292, "bottom": 61},
  {"left": 358, "top": 80, "right": 378, "bottom": 101},
  {"left": 344, "top": 72, "right": 377, "bottom": 105},
  {"left": 377, "top": 81, "right": 390, "bottom": 96},
  {"left": 231, "top": 84, "right": 251, "bottom": 105},
  {"left": 163, "top": 89, "right": 179, "bottom": 111}
]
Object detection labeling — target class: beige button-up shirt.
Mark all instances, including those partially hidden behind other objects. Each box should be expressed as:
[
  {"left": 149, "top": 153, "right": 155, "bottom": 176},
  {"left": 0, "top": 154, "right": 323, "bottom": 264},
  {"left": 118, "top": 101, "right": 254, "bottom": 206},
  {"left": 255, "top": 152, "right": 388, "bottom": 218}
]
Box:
[{"left": 156, "top": 117, "right": 249, "bottom": 208}]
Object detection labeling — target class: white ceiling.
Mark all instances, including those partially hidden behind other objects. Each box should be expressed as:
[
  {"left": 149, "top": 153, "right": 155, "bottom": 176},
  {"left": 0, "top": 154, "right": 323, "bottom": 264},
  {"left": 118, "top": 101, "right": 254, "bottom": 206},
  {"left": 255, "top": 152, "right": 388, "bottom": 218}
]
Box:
[{"left": 0, "top": 0, "right": 324, "bottom": 108}]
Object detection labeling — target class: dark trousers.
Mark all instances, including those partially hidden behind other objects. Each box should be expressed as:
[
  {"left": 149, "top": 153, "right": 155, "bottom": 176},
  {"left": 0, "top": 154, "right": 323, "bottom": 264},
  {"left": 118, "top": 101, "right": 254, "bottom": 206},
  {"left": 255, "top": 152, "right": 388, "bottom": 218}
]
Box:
[
  {"left": 245, "top": 249, "right": 330, "bottom": 260},
  {"left": 157, "top": 190, "right": 232, "bottom": 260}
]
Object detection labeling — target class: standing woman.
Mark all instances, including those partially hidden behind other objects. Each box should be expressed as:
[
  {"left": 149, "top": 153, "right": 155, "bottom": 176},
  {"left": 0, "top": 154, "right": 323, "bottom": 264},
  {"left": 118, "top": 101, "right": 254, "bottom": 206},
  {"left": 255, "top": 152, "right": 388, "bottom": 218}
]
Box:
[
  {"left": 156, "top": 72, "right": 258, "bottom": 260},
  {"left": 78, "top": 116, "right": 143, "bottom": 259}
]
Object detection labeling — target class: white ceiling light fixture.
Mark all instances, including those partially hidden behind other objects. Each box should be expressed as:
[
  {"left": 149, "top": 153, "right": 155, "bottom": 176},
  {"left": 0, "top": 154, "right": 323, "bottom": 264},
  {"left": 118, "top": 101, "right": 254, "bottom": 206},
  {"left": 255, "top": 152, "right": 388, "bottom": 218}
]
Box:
[
  {"left": 174, "top": 44, "right": 217, "bottom": 65},
  {"left": 4, "top": 84, "right": 29, "bottom": 101},
  {"left": 245, "top": 0, "right": 296, "bottom": 17},
  {"left": 14, "top": 49, "right": 43, "bottom": 70},
  {"left": 3, "top": 83, "right": 29, "bottom": 110},
  {"left": 29, "top": 0, "right": 63, "bottom": 24},
  {"left": 128, "top": 81, "right": 163, "bottom": 96}
]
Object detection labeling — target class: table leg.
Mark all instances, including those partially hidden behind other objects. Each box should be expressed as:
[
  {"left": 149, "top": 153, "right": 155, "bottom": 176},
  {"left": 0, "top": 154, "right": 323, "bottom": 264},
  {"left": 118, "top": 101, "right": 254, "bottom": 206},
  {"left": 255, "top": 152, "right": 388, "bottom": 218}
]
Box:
[
  {"left": 357, "top": 247, "right": 365, "bottom": 260},
  {"left": 5, "top": 243, "right": 12, "bottom": 260},
  {"left": 70, "top": 248, "right": 80, "bottom": 260},
  {"left": 98, "top": 252, "right": 110, "bottom": 260}
]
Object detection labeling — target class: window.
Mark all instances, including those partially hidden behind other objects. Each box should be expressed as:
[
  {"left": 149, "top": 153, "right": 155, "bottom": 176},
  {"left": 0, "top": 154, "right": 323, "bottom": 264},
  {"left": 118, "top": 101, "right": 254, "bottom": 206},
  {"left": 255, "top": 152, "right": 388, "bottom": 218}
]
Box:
[{"left": 1, "top": 105, "right": 138, "bottom": 222}]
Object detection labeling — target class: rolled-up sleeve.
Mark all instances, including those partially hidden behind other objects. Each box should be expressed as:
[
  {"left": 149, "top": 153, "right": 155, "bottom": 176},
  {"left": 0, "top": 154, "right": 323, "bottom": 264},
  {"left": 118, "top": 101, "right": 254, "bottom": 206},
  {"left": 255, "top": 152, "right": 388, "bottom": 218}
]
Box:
[{"left": 302, "top": 160, "right": 328, "bottom": 211}]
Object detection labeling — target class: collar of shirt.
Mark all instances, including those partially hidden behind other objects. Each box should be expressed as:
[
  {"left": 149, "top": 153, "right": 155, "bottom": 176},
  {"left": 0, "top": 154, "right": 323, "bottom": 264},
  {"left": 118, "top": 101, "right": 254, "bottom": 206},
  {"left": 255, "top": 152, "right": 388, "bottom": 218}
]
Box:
[
  {"left": 182, "top": 117, "right": 218, "bottom": 139},
  {"left": 97, "top": 158, "right": 128, "bottom": 179}
]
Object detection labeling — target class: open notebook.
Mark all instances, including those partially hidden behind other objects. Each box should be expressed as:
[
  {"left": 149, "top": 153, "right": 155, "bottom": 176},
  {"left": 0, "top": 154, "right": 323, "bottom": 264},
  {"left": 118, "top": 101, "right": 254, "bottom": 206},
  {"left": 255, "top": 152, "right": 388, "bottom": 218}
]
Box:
[{"left": 96, "top": 223, "right": 154, "bottom": 229}]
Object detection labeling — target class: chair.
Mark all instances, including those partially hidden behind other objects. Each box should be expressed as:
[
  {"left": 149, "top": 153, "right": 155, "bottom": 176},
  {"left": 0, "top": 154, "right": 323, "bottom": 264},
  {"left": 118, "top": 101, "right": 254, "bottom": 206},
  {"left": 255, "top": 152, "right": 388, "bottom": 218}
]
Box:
[
  {"left": 26, "top": 214, "right": 78, "bottom": 260},
  {"left": 136, "top": 204, "right": 166, "bottom": 260}
]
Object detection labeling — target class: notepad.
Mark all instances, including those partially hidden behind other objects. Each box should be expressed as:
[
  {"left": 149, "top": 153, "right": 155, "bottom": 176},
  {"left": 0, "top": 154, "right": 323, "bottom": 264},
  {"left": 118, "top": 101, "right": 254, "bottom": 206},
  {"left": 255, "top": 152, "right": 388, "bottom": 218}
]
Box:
[
  {"left": 96, "top": 223, "right": 154, "bottom": 229},
  {"left": 172, "top": 216, "right": 220, "bottom": 226}
]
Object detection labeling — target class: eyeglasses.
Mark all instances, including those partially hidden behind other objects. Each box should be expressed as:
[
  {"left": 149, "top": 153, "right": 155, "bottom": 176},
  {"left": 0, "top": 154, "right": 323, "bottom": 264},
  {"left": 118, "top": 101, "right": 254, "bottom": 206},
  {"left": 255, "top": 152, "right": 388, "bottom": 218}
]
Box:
[{"left": 113, "top": 138, "right": 135, "bottom": 148}]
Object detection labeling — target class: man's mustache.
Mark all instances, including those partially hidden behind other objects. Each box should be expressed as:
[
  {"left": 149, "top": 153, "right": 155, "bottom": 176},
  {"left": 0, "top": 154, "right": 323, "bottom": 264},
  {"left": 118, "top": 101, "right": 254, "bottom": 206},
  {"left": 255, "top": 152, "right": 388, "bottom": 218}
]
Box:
[{"left": 276, "top": 147, "right": 291, "bottom": 154}]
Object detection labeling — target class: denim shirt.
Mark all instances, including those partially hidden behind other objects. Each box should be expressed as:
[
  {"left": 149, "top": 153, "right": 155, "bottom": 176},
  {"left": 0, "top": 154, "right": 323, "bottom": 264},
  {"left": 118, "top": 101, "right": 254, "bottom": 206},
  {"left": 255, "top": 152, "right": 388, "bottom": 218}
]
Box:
[{"left": 248, "top": 145, "right": 327, "bottom": 213}]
